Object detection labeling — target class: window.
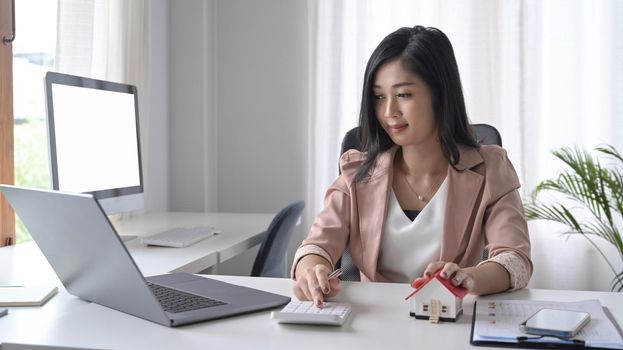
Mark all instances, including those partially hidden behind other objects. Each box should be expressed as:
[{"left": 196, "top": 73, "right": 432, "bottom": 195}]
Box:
[
  {"left": 0, "top": 0, "right": 16, "bottom": 246},
  {"left": 5, "top": 0, "right": 140, "bottom": 244},
  {"left": 12, "top": 0, "right": 58, "bottom": 243}
]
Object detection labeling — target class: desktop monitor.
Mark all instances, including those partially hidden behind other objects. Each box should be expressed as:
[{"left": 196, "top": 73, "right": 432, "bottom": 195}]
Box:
[{"left": 44, "top": 72, "right": 144, "bottom": 215}]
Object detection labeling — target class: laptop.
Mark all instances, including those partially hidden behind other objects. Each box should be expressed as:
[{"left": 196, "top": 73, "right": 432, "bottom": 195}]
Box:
[{"left": 0, "top": 185, "right": 290, "bottom": 327}]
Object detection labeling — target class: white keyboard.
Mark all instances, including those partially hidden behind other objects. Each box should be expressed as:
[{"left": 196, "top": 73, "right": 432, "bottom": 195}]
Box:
[
  {"left": 120, "top": 234, "right": 138, "bottom": 242},
  {"left": 271, "top": 300, "right": 352, "bottom": 326},
  {"left": 141, "top": 227, "right": 216, "bottom": 248}
]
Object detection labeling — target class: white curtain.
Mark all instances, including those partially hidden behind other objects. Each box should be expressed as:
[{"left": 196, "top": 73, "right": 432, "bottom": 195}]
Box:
[
  {"left": 55, "top": 0, "right": 147, "bottom": 84},
  {"left": 54, "top": 0, "right": 161, "bottom": 212},
  {"left": 308, "top": 0, "right": 623, "bottom": 290}
]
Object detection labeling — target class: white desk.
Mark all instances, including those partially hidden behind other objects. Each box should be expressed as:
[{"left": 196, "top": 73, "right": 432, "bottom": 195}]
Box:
[
  {"left": 1, "top": 222, "right": 622, "bottom": 350},
  {"left": 3, "top": 211, "right": 273, "bottom": 283},
  {"left": 113, "top": 212, "right": 274, "bottom": 276},
  {"left": 0, "top": 273, "right": 621, "bottom": 350}
]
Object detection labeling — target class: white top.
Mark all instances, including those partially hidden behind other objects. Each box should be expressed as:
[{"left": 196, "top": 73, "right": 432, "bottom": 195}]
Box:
[{"left": 378, "top": 179, "right": 448, "bottom": 283}]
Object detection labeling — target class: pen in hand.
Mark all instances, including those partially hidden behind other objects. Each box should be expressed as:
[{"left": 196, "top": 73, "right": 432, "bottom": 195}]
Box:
[
  {"left": 315, "top": 268, "right": 344, "bottom": 308},
  {"left": 328, "top": 267, "right": 343, "bottom": 280}
]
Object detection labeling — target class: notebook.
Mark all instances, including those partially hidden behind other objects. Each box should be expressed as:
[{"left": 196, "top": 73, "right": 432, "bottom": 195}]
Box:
[
  {"left": 0, "top": 185, "right": 290, "bottom": 327},
  {"left": 0, "top": 286, "right": 58, "bottom": 306}
]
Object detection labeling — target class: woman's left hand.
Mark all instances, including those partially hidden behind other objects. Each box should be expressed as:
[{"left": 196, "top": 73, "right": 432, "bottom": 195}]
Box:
[{"left": 413, "top": 261, "right": 476, "bottom": 291}]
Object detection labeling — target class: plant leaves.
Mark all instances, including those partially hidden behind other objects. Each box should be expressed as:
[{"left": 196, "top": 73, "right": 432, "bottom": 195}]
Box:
[
  {"left": 526, "top": 144, "right": 623, "bottom": 292},
  {"left": 611, "top": 270, "right": 623, "bottom": 292}
]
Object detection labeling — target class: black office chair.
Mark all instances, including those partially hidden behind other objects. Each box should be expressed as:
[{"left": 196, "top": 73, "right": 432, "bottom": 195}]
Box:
[
  {"left": 471, "top": 123, "right": 502, "bottom": 147},
  {"left": 336, "top": 123, "right": 502, "bottom": 281},
  {"left": 251, "top": 200, "right": 305, "bottom": 277},
  {"left": 339, "top": 123, "right": 502, "bottom": 173}
]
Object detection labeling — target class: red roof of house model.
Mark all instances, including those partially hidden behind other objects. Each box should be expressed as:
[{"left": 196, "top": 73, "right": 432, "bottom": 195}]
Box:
[{"left": 404, "top": 270, "right": 469, "bottom": 300}]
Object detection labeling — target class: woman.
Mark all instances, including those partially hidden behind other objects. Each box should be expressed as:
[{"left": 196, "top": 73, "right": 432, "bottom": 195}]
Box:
[{"left": 292, "top": 26, "right": 532, "bottom": 306}]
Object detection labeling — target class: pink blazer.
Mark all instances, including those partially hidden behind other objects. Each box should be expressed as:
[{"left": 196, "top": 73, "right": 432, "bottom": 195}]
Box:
[{"left": 297, "top": 144, "right": 533, "bottom": 282}]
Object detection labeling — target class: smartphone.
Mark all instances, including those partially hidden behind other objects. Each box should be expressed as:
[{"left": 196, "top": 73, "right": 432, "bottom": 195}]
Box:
[{"left": 520, "top": 308, "right": 591, "bottom": 338}]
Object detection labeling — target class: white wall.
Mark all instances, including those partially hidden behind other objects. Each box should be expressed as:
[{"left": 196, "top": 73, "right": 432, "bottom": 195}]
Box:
[
  {"left": 168, "top": 0, "right": 219, "bottom": 212},
  {"left": 168, "top": 0, "right": 307, "bottom": 215},
  {"left": 216, "top": 0, "right": 308, "bottom": 214},
  {"left": 142, "top": 0, "right": 169, "bottom": 213},
  {"left": 166, "top": 0, "right": 308, "bottom": 275},
  {"left": 528, "top": 221, "right": 623, "bottom": 292}
]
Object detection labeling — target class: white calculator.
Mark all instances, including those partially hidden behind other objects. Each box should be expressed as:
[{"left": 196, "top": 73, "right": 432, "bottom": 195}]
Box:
[{"left": 271, "top": 300, "right": 352, "bottom": 326}]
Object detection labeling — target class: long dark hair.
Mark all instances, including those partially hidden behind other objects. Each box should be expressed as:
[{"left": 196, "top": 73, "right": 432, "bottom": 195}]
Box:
[{"left": 356, "top": 25, "right": 478, "bottom": 181}]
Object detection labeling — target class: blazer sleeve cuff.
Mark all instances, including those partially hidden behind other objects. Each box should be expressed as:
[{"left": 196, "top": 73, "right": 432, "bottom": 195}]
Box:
[
  {"left": 290, "top": 244, "right": 334, "bottom": 280},
  {"left": 478, "top": 252, "right": 530, "bottom": 291}
]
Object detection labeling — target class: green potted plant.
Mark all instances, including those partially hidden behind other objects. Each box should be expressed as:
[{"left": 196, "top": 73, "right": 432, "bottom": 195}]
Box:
[{"left": 524, "top": 145, "right": 623, "bottom": 292}]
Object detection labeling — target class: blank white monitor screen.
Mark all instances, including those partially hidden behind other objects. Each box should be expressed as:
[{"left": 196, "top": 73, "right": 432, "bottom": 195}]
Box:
[{"left": 44, "top": 72, "right": 143, "bottom": 214}]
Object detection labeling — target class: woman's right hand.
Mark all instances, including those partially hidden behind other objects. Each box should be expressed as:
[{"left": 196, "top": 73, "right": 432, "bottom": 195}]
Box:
[{"left": 292, "top": 257, "right": 342, "bottom": 306}]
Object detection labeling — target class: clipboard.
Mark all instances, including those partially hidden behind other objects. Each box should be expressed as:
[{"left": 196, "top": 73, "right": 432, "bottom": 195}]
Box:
[{"left": 469, "top": 300, "right": 623, "bottom": 350}]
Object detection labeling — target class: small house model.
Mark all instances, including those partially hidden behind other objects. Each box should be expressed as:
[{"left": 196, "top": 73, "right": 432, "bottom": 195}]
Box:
[{"left": 404, "top": 271, "right": 468, "bottom": 323}]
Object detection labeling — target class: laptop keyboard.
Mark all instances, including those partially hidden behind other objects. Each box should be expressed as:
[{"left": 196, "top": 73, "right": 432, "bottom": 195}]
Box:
[{"left": 147, "top": 282, "right": 227, "bottom": 313}]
